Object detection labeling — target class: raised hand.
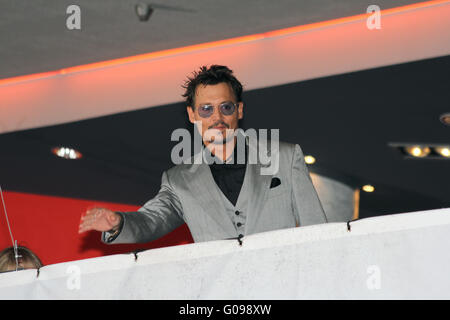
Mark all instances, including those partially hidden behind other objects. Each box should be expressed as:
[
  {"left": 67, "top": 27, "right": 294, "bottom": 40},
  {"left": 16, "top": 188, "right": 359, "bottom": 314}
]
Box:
[{"left": 78, "top": 207, "right": 121, "bottom": 234}]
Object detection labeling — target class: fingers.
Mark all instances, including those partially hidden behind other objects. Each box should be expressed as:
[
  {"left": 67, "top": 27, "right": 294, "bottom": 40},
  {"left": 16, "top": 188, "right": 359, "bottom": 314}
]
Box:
[
  {"left": 85, "top": 207, "right": 102, "bottom": 218},
  {"left": 78, "top": 215, "right": 95, "bottom": 233},
  {"left": 78, "top": 221, "right": 90, "bottom": 234},
  {"left": 78, "top": 207, "right": 104, "bottom": 234},
  {"left": 78, "top": 223, "right": 90, "bottom": 234}
]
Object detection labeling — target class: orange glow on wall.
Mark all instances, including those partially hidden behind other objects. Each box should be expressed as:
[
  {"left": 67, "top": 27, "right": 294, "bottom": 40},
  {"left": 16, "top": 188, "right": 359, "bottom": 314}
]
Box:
[{"left": 0, "top": 0, "right": 447, "bottom": 87}]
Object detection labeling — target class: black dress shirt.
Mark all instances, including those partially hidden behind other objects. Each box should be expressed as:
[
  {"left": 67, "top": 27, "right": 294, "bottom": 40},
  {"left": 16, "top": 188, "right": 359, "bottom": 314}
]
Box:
[{"left": 208, "top": 143, "right": 248, "bottom": 206}]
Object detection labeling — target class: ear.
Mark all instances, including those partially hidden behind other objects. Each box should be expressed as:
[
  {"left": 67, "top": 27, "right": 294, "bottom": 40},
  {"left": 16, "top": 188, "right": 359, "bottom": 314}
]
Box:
[
  {"left": 187, "top": 106, "right": 196, "bottom": 124},
  {"left": 237, "top": 102, "right": 244, "bottom": 120}
]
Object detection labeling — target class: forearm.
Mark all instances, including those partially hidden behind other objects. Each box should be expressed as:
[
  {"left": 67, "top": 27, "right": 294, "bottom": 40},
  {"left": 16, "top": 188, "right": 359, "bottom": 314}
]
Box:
[
  {"left": 102, "top": 171, "right": 185, "bottom": 244},
  {"left": 102, "top": 209, "right": 184, "bottom": 244}
]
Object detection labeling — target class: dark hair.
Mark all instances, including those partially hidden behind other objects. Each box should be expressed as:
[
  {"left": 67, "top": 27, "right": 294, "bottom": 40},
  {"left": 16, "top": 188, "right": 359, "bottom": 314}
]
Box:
[
  {"left": 0, "top": 246, "right": 43, "bottom": 272},
  {"left": 182, "top": 65, "right": 243, "bottom": 108}
]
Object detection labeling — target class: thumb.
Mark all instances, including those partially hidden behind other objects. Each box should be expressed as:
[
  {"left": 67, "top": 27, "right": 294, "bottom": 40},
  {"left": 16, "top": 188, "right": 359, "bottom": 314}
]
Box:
[{"left": 107, "top": 212, "right": 121, "bottom": 227}]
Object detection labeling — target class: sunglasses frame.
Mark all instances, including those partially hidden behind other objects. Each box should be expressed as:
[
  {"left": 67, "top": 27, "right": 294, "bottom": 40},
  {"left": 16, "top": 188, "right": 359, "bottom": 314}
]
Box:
[{"left": 196, "top": 101, "right": 238, "bottom": 118}]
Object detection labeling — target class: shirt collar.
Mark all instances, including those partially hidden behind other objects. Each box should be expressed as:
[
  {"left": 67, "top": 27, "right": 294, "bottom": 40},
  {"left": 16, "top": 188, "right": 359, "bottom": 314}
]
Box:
[{"left": 204, "top": 141, "right": 248, "bottom": 167}]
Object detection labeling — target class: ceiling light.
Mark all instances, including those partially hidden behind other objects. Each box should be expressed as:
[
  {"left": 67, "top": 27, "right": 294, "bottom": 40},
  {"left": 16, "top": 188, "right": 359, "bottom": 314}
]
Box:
[
  {"left": 362, "top": 185, "right": 375, "bottom": 193},
  {"left": 304, "top": 155, "right": 316, "bottom": 164},
  {"left": 404, "top": 145, "right": 431, "bottom": 158},
  {"left": 439, "top": 113, "right": 450, "bottom": 126},
  {"left": 389, "top": 142, "right": 450, "bottom": 160},
  {"left": 52, "top": 147, "right": 82, "bottom": 160},
  {"left": 434, "top": 146, "right": 450, "bottom": 158},
  {"left": 135, "top": 3, "right": 153, "bottom": 21}
]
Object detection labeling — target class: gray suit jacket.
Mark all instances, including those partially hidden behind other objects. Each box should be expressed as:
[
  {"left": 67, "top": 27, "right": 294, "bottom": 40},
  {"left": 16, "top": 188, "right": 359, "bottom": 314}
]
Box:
[{"left": 103, "top": 139, "right": 327, "bottom": 244}]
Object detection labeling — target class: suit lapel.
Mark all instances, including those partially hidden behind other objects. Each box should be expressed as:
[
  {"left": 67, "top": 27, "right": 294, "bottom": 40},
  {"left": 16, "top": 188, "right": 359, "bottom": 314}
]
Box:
[
  {"left": 239, "top": 136, "right": 274, "bottom": 234},
  {"left": 182, "top": 159, "right": 237, "bottom": 233}
]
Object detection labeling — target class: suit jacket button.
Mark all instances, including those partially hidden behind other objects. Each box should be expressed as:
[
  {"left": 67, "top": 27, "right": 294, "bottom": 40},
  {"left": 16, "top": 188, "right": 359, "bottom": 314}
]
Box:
[
  {"left": 235, "top": 210, "right": 240, "bottom": 215},
  {"left": 237, "top": 222, "right": 242, "bottom": 227}
]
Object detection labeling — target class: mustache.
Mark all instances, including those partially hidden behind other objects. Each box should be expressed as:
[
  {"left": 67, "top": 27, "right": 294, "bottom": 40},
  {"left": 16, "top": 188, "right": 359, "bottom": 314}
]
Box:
[{"left": 208, "top": 122, "right": 230, "bottom": 129}]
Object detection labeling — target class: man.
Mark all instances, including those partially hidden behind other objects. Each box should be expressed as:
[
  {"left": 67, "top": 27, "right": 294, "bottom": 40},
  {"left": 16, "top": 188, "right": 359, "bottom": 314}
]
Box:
[{"left": 78, "top": 65, "right": 327, "bottom": 244}]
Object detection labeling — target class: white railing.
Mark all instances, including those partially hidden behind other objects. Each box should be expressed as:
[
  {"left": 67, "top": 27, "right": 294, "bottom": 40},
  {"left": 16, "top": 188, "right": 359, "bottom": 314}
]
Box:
[{"left": 1, "top": 208, "right": 449, "bottom": 299}]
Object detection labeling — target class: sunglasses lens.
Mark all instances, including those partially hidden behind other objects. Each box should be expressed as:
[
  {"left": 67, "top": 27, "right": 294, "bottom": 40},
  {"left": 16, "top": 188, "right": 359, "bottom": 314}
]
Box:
[
  {"left": 198, "top": 105, "right": 213, "bottom": 118},
  {"left": 220, "top": 102, "right": 236, "bottom": 115}
]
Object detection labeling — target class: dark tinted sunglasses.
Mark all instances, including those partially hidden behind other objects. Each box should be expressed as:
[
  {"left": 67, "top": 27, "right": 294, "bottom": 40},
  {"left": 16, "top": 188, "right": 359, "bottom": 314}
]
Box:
[{"left": 197, "top": 102, "right": 237, "bottom": 118}]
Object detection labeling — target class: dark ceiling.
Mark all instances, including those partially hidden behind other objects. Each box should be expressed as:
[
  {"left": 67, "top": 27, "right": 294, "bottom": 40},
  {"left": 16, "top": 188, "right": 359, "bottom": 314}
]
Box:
[{"left": 1, "top": 55, "right": 449, "bottom": 219}]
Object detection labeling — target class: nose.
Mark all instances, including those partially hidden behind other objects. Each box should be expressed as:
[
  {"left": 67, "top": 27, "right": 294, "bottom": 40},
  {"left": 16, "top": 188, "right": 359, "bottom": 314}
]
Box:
[{"left": 210, "top": 105, "right": 224, "bottom": 122}]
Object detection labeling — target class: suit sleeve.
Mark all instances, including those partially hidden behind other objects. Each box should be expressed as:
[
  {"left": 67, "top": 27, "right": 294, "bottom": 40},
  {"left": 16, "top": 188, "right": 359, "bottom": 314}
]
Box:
[
  {"left": 291, "top": 144, "right": 328, "bottom": 226},
  {"left": 102, "top": 170, "right": 185, "bottom": 244}
]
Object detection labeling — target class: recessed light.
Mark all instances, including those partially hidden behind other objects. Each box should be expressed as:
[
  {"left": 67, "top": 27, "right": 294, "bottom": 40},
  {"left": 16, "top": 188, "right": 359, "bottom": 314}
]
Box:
[
  {"left": 389, "top": 142, "right": 450, "bottom": 160},
  {"left": 304, "top": 155, "right": 316, "bottom": 164},
  {"left": 404, "top": 145, "right": 431, "bottom": 158},
  {"left": 52, "top": 147, "right": 82, "bottom": 160},
  {"left": 435, "top": 146, "right": 450, "bottom": 158},
  {"left": 362, "top": 185, "right": 375, "bottom": 192}
]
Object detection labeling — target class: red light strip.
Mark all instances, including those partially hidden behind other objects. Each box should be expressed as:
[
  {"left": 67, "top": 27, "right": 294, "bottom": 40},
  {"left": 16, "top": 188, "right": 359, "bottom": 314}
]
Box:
[{"left": 0, "top": 0, "right": 448, "bottom": 87}]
